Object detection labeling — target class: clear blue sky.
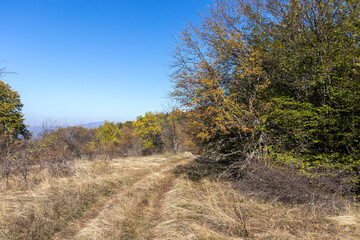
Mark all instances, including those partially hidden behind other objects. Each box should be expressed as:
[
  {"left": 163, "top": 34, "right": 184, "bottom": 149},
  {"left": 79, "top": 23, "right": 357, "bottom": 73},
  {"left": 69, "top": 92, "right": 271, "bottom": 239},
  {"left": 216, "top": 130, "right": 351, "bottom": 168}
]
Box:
[{"left": 0, "top": 0, "right": 212, "bottom": 126}]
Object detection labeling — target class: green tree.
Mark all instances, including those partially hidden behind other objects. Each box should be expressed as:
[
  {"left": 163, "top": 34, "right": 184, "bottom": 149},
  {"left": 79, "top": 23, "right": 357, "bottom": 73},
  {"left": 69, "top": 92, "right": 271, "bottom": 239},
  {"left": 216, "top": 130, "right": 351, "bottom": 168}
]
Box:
[
  {"left": 0, "top": 80, "right": 30, "bottom": 140},
  {"left": 96, "top": 121, "right": 121, "bottom": 159},
  {"left": 134, "top": 112, "right": 165, "bottom": 154}
]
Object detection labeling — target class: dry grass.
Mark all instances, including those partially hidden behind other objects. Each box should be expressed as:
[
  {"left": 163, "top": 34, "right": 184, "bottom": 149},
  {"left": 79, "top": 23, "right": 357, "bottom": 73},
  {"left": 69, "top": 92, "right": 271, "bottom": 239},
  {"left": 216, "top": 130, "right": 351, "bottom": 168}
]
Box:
[
  {"left": 70, "top": 153, "right": 192, "bottom": 240},
  {"left": 0, "top": 154, "right": 191, "bottom": 240},
  {"left": 1, "top": 153, "right": 359, "bottom": 240},
  {"left": 156, "top": 177, "right": 360, "bottom": 240}
]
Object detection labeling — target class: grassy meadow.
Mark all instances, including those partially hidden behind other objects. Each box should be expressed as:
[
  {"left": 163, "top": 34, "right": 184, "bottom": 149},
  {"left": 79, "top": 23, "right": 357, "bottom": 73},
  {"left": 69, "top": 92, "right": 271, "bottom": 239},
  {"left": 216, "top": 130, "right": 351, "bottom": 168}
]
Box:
[{"left": 0, "top": 153, "right": 359, "bottom": 240}]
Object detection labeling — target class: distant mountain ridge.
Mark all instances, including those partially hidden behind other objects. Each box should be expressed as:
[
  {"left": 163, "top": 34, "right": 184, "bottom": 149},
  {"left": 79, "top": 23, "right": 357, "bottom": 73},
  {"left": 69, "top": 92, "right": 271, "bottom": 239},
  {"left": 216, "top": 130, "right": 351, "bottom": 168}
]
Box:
[
  {"left": 79, "top": 122, "right": 104, "bottom": 129},
  {"left": 28, "top": 121, "right": 104, "bottom": 135}
]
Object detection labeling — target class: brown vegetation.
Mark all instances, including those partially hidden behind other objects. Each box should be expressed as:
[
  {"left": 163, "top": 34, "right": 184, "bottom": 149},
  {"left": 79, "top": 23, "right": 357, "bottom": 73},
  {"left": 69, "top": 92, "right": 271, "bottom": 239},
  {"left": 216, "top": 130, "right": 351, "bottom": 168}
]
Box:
[
  {"left": 0, "top": 153, "right": 359, "bottom": 239},
  {"left": 0, "top": 154, "right": 190, "bottom": 239}
]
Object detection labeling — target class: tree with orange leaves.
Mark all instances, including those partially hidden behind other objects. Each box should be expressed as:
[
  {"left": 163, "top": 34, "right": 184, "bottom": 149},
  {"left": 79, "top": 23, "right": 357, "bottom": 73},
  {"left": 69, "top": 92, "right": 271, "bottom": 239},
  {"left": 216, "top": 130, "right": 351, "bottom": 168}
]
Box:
[{"left": 171, "top": 0, "right": 360, "bottom": 175}]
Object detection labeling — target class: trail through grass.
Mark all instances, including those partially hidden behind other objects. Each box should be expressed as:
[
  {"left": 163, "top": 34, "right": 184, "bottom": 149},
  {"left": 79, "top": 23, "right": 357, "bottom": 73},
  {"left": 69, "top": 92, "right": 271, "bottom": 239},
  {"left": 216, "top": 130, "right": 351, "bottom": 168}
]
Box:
[{"left": 1, "top": 153, "right": 359, "bottom": 239}]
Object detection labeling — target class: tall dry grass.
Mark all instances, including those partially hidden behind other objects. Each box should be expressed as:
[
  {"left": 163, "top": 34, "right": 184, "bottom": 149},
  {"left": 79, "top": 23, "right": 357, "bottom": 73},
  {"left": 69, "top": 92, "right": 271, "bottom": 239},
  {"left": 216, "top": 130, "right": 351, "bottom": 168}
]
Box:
[
  {"left": 70, "top": 153, "right": 192, "bottom": 240},
  {"left": 156, "top": 176, "right": 360, "bottom": 240},
  {"left": 1, "top": 153, "right": 359, "bottom": 240},
  {"left": 0, "top": 154, "right": 189, "bottom": 240}
]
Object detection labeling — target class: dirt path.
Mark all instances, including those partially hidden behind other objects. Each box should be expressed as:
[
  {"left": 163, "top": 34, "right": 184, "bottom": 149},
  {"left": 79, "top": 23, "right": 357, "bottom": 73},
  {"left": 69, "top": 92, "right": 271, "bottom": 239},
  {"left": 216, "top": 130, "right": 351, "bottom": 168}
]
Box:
[
  {"left": 54, "top": 155, "right": 190, "bottom": 240},
  {"left": 146, "top": 177, "right": 176, "bottom": 239}
]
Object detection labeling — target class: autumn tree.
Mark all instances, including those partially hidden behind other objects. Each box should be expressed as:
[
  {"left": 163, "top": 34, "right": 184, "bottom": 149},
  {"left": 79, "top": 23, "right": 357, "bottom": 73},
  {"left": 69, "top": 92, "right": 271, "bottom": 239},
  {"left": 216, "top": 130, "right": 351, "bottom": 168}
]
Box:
[
  {"left": 95, "top": 121, "right": 121, "bottom": 159},
  {"left": 171, "top": 0, "right": 268, "bottom": 161},
  {"left": 171, "top": 0, "right": 360, "bottom": 173},
  {"left": 110, "top": 120, "right": 142, "bottom": 156},
  {"left": 162, "top": 107, "right": 193, "bottom": 153},
  {"left": 134, "top": 112, "right": 165, "bottom": 154},
  {"left": 56, "top": 126, "right": 96, "bottom": 159}
]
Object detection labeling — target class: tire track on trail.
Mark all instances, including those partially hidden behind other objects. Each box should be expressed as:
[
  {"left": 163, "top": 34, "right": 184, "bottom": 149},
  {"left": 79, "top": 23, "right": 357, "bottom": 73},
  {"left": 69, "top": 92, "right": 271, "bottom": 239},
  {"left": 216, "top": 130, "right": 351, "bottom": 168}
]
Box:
[
  {"left": 115, "top": 173, "right": 177, "bottom": 240},
  {"left": 54, "top": 155, "right": 192, "bottom": 240},
  {"left": 53, "top": 173, "right": 145, "bottom": 240},
  {"left": 145, "top": 176, "right": 176, "bottom": 240}
]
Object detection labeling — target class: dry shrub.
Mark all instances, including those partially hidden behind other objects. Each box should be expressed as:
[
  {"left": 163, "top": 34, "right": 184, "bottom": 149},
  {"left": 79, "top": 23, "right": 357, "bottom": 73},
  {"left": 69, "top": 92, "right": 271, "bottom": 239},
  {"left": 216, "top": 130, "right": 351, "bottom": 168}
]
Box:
[
  {"left": 45, "top": 161, "right": 76, "bottom": 177},
  {"left": 0, "top": 126, "right": 94, "bottom": 188},
  {"left": 118, "top": 127, "right": 143, "bottom": 156},
  {"left": 172, "top": 157, "right": 229, "bottom": 182},
  {"left": 181, "top": 156, "right": 357, "bottom": 213},
  {"left": 227, "top": 160, "right": 357, "bottom": 213},
  {"left": 0, "top": 138, "right": 34, "bottom": 188}
]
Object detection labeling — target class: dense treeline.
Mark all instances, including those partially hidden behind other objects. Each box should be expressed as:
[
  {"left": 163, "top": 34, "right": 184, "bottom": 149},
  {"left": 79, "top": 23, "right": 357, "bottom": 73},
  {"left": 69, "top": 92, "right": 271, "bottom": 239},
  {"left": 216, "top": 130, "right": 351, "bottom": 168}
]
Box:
[{"left": 171, "top": 0, "right": 360, "bottom": 188}]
